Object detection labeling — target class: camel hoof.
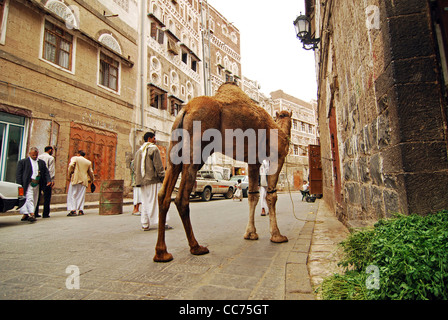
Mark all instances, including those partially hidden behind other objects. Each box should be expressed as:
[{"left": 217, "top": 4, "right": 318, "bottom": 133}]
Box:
[
  {"left": 244, "top": 232, "right": 259, "bottom": 240},
  {"left": 191, "top": 245, "right": 209, "bottom": 256},
  {"left": 153, "top": 252, "right": 174, "bottom": 263},
  {"left": 270, "top": 235, "right": 288, "bottom": 243}
]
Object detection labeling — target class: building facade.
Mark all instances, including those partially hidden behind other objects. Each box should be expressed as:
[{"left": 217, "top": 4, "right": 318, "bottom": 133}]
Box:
[
  {"left": 0, "top": 0, "right": 139, "bottom": 195},
  {"left": 307, "top": 0, "right": 448, "bottom": 227},
  {"left": 143, "top": 0, "right": 203, "bottom": 151}
]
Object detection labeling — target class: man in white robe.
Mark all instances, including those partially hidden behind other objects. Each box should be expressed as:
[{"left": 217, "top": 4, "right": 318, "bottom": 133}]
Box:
[
  {"left": 259, "top": 159, "right": 270, "bottom": 216},
  {"left": 134, "top": 131, "right": 172, "bottom": 230}
]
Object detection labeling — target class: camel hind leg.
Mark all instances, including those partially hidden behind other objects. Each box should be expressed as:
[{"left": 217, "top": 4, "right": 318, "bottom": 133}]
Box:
[
  {"left": 154, "top": 163, "right": 182, "bottom": 262},
  {"left": 176, "top": 163, "right": 209, "bottom": 256}
]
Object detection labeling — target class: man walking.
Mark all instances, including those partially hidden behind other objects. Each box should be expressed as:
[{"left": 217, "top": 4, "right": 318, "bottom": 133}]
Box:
[
  {"left": 134, "top": 131, "right": 171, "bottom": 230},
  {"left": 34, "top": 146, "right": 55, "bottom": 218},
  {"left": 67, "top": 150, "right": 94, "bottom": 216},
  {"left": 259, "top": 159, "right": 270, "bottom": 216},
  {"left": 16, "top": 147, "right": 51, "bottom": 222}
]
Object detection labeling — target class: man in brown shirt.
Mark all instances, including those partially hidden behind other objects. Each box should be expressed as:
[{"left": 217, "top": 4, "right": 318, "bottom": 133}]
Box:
[{"left": 67, "top": 150, "right": 94, "bottom": 216}]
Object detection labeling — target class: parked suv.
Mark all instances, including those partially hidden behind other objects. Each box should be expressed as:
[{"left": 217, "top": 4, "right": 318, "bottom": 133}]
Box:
[{"left": 0, "top": 181, "right": 25, "bottom": 212}]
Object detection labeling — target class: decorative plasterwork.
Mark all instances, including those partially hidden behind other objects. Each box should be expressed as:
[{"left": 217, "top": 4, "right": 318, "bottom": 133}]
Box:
[
  {"left": 45, "top": 0, "right": 79, "bottom": 29},
  {"left": 99, "top": 33, "right": 122, "bottom": 55}
]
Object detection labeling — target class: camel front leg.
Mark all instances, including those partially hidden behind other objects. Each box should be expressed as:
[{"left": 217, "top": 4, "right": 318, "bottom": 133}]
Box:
[
  {"left": 244, "top": 164, "right": 260, "bottom": 240},
  {"left": 267, "top": 159, "right": 288, "bottom": 243},
  {"left": 267, "top": 190, "right": 288, "bottom": 243}
]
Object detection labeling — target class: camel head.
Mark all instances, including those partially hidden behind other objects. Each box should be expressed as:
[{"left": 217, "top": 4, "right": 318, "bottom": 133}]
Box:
[{"left": 275, "top": 110, "right": 293, "bottom": 138}]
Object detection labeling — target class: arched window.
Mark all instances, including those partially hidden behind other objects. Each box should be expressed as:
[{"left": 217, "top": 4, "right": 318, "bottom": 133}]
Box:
[
  {"left": 98, "top": 33, "right": 122, "bottom": 55},
  {"left": 221, "top": 24, "right": 228, "bottom": 36},
  {"left": 186, "top": 81, "right": 193, "bottom": 94},
  {"left": 230, "top": 32, "right": 238, "bottom": 44},
  {"left": 216, "top": 52, "right": 222, "bottom": 65},
  {"left": 223, "top": 56, "right": 229, "bottom": 70}
]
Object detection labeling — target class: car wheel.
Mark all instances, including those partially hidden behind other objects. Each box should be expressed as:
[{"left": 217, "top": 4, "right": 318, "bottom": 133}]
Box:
[
  {"left": 224, "top": 187, "right": 234, "bottom": 199},
  {"left": 201, "top": 187, "right": 212, "bottom": 201}
]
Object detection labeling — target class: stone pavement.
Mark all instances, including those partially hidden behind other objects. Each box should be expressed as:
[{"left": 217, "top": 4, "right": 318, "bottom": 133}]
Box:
[{"left": 0, "top": 193, "right": 348, "bottom": 301}]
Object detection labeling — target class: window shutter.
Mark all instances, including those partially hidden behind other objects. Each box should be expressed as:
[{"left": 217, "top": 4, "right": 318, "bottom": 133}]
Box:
[
  {"left": 150, "top": 23, "right": 157, "bottom": 39},
  {"left": 149, "top": 88, "right": 156, "bottom": 107},
  {"left": 161, "top": 93, "right": 167, "bottom": 110},
  {"left": 158, "top": 29, "right": 164, "bottom": 44}
]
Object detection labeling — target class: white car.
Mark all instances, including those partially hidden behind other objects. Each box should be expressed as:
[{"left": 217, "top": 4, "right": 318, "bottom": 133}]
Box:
[{"left": 0, "top": 181, "right": 25, "bottom": 212}]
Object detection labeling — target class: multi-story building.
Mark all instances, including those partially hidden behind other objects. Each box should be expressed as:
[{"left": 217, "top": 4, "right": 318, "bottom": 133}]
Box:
[
  {"left": 242, "top": 76, "right": 273, "bottom": 115},
  {"left": 0, "top": 0, "right": 139, "bottom": 195},
  {"left": 199, "top": 1, "right": 243, "bottom": 177},
  {"left": 241, "top": 76, "right": 320, "bottom": 188},
  {"left": 269, "top": 90, "right": 319, "bottom": 190},
  {"left": 271, "top": 90, "right": 318, "bottom": 157},
  {"left": 143, "top": 0, "right": 203, "bottom": 154},
  {"left": 204, "top": 1, "right": 241, "bottom": 94}
]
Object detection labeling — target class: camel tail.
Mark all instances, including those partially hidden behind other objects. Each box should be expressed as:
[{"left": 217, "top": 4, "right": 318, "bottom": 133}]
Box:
[
  {"left": 167, "top": 107, "right": 188, "bottom": 169},
  {"left": 174, "top": 108, "right": 187, "bottom": 131}
]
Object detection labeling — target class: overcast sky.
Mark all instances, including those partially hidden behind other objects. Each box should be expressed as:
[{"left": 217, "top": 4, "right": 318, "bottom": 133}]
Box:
[{"left": 207, "top": 0, "right": 318, "bottom": 102}]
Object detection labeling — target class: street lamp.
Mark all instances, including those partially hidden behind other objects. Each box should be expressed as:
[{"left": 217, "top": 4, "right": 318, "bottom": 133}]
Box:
[{"left": 293, "top": 13, "right": 320, "bottom": 50}]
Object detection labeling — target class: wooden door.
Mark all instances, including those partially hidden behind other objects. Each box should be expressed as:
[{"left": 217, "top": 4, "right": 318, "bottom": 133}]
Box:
[
  {"left": 67, "top": 122, "right": 117, "bottom": 192},
  {"left": 308, "top": 144, "right": 323, "bottom": 195},
  {"left": 293, "top": 171, "right": 303, "bottom": 191}
]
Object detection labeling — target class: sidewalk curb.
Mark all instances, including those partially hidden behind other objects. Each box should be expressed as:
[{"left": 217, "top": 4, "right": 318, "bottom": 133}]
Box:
[
  {"left": 307, "top": 199, "right": 350, "bottom": 299},
  {"left": 285, "top": 210, "right": 317, "bottom": 300}
]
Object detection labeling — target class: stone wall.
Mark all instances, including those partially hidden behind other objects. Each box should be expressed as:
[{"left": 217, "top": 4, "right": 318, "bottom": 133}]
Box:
[{"left": 312, "top": 0, "right": 448, "bottom": 227}]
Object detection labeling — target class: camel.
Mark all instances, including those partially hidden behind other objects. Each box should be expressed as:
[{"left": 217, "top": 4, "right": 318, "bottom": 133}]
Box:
[{"left": 154, "top": 82, "right": 292, "bottom": 262}]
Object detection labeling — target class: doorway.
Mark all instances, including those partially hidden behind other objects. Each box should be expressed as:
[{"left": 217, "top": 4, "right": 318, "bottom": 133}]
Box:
[
  {"left": 67, "top": 122, "right": 117, "bottom": 192},
  {"left": 0, "top": 111, "right": 27, "bottom": 182}
]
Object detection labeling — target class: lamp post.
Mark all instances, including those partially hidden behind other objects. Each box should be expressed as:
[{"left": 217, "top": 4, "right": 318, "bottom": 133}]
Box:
[{"left": 293, "top": 13, "right": 320, "bottom": 50}]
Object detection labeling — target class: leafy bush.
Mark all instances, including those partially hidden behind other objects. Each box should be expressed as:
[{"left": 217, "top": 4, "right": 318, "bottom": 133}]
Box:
[{"left": 319, "top": 211, "right": 448, "bottom": 300}]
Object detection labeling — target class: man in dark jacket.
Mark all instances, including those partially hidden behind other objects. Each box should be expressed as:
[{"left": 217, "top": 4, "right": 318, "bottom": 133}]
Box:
[{"left": 16, "top": 147, "right": 51, "bottom": 222}]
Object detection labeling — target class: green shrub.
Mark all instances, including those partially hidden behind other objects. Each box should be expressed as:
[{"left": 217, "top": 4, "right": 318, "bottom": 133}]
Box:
[{"left": 319, "top": 211, "right": 448, "bottom": 300}]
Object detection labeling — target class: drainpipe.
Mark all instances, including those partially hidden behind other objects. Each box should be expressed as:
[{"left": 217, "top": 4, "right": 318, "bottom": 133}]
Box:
[
  {"left": 201, "top": 0, "right": 211, "bottom": 96},
  {"left": 140, "top": 0, "right": 147, "bottom": 129}
]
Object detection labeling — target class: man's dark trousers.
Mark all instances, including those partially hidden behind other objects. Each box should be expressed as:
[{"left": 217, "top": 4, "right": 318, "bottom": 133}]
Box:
[{"left": 35, "top": 185, "right": 52, "bottom": 217}]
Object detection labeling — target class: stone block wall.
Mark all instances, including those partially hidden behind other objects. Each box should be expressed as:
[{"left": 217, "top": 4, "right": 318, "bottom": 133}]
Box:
[{"left": 313, "top": 0, "right": 448, "bottom": 226}]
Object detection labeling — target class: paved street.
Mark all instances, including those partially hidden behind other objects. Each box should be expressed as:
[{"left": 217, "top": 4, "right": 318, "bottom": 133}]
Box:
[{"left": 0, "top": 193, "right": 319, "bottom": 301}]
